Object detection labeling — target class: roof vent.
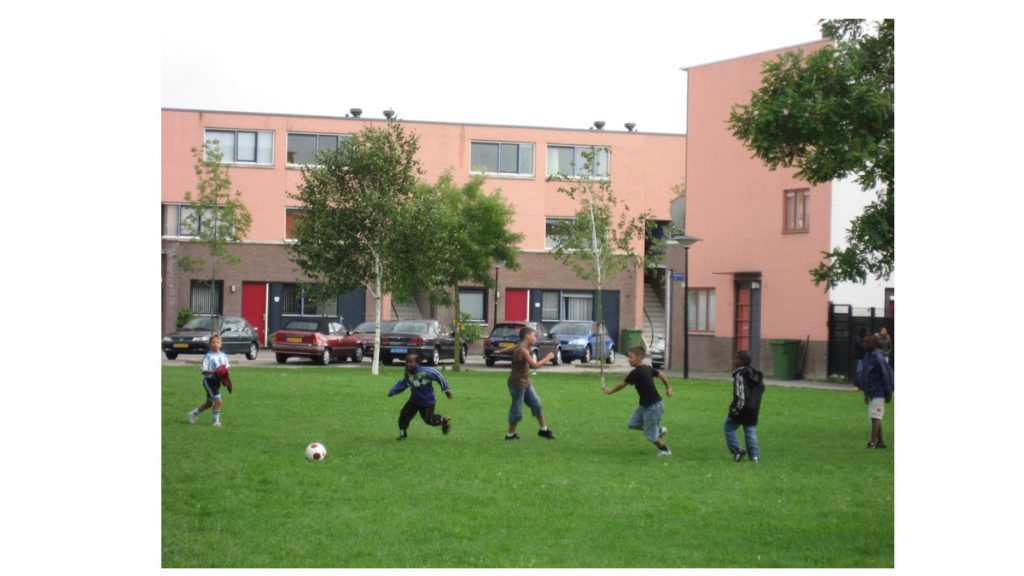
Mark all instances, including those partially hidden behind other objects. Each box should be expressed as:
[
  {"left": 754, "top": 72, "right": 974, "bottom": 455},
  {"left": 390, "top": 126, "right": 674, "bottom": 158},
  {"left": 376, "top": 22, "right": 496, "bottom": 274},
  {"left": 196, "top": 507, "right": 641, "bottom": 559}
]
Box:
[
  {"left": 625, "top": 122, "right": 636, "bottom": 132},
  {"left": 383, "top": 109, "right": 395, "bottom": 119},
  {"left": 593, "top": 120, "right": 606, "bottom": 130},
  {"left": 349, "top": 108, "right": 362, "bottom": 118}
]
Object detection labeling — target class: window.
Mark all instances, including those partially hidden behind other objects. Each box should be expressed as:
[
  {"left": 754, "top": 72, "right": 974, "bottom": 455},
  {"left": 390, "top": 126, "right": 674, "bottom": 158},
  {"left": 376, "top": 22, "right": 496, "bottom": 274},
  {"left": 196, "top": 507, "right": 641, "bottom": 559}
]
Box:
[
  {"left": 162, "top": 204, "right": 232, "bottom": 237},
  {"left": 190, "top": 280, "right": 223, "bottom": 315},
  {"left": 542, "top": 292, "right": 560, "bottom": 322},
  {"left": 204, "top": 129, "right": 273, "bottom": 165},
  {"left": 563, "top": 292, "right": 593, "bottom": 321},
  {"left": 547, "top": 145, "right": 609, "bottom": 178},
  {"left": 784, "top": 189, "right": 810, "bottom": 233},
  {"left": 687, "top": 288, "right": 716, "bottom": 332},
  {"left": 287, "top": 132, "right": 349, "bottom": 165},
  {"left": 470, "top": 141, "right": 534, "bottom": 176},
  {"left": 545, "top": 217, "right": 573, "bottom": 249},
  {"left": 282, "top": 284, "right": 338, "bottom": 317},
  {"left": 459, "top": 288, "right": 487, "bottom": 322},
  {"left": 285, "top": 208, "right": 306, "bottom": 240}
]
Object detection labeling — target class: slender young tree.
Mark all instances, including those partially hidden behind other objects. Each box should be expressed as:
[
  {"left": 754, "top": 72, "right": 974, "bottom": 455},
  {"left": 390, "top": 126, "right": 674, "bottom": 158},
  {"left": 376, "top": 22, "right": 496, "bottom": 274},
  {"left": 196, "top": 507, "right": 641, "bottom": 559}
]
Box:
[
  {"left": 549, "top": 150, "right": 652, "bottom": 386},
  {"left": 287, "top": 121, "right": 423, "bottom": 375},
  {"left": 403, "top": 171, "right": 523, "bottom": 371},
  {"left": 729, "top": 19, "right": 894, "bottom": 288},
  {"left": 175, "top": 141, "right": 252, "bottom": 333}
]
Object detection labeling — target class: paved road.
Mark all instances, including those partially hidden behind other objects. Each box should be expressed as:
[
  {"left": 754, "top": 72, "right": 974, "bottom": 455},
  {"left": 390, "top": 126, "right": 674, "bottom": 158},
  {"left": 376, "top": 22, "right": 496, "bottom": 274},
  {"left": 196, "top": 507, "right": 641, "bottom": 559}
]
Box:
[{"left": 161, "top": 348, "right": 853, "bottom": 391}]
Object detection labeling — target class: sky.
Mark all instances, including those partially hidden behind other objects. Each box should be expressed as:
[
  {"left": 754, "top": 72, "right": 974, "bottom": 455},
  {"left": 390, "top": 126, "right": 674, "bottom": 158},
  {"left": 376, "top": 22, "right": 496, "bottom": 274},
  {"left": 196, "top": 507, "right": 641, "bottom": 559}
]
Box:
[{"left": 161, "top": 0, "right": 830, "bottom": 134}]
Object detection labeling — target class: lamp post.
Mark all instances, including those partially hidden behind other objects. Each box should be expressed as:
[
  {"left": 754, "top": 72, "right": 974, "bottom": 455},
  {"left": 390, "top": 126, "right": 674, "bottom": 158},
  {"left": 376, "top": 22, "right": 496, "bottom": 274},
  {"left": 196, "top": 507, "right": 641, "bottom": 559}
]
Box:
[
  {"left": 673, "top": 234, "right": 701, "bottom": 379},
  {"left": 493, "top": 265, "right": 500, "bottom": 325}
]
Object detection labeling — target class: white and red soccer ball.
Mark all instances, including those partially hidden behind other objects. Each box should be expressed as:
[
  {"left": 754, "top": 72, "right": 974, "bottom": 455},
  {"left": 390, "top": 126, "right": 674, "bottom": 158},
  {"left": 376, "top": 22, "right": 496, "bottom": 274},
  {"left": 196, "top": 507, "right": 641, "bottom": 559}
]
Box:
[{"left": 305, "top": 442, "right": 327, "bottom": 461}]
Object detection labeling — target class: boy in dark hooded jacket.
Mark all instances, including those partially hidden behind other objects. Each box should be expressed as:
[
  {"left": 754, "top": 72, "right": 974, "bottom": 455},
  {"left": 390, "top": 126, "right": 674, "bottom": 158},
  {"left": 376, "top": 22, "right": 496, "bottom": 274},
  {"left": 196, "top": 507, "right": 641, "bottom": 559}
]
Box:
[{"left": 724, "top": 350, "right": 765, "bottom": 462}]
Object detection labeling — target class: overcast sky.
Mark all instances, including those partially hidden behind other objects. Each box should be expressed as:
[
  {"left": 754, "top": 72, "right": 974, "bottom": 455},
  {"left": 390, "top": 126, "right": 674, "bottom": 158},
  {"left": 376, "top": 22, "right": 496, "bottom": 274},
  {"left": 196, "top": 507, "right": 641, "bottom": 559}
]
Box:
[{"left": 162, "top": 0, "right": 831, "bottom": 134}]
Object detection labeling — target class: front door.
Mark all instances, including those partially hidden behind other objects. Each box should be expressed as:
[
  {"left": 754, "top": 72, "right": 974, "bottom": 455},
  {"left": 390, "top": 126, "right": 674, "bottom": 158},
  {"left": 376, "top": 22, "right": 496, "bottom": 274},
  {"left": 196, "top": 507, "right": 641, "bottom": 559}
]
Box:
[
  {"left": 242, "top": 282, "right": 268, "bottom": 345},
  {"left": 505, "top": 289, "right": 528, "bottom": 322},
  {"left": 735, "top": 280, "right": 762, "bottom": 365}
]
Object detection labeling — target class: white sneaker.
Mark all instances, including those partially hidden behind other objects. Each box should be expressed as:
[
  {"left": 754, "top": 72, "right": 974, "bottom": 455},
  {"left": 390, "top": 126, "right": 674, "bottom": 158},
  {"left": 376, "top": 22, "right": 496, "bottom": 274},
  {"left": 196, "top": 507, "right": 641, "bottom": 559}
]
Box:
[
  {"left": 657, "top": 447, "right": 672, "bottom": 457},
  {"left": 212, "top": 421, "right": 222, "bottom": 427},
  {"left": 188, "top": 411, "right": 196, "bottom": 424},
  {"left": 659, "top": 426, "right": 668, "bottom": 438}
]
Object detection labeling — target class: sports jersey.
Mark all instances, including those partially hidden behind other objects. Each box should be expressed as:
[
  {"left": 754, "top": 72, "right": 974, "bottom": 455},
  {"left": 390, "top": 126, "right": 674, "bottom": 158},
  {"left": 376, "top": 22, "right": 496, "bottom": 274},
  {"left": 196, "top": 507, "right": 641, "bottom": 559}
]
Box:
[{"left": 387, "top": 366, "right": 450, "bottom": 406}]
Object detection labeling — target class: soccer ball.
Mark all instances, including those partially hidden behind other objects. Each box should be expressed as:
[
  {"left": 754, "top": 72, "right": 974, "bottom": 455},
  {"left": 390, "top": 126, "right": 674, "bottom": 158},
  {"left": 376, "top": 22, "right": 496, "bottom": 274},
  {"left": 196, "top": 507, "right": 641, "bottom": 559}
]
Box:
[{"left": 304, "top": 442, "right": 327, "bottom": 461}]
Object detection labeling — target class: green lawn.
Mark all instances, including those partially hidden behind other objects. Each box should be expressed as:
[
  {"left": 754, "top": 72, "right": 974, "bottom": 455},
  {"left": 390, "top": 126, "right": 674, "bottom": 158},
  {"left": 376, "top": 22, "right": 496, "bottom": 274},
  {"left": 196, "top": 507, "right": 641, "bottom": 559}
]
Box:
[{"left": 162, "top": 365, "right": 893, "bottom": 568}]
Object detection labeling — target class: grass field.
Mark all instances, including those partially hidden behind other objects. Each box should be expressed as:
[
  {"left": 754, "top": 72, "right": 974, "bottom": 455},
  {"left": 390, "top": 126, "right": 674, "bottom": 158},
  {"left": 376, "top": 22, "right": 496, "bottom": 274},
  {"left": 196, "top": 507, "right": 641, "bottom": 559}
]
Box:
[{"left": 162, "top": 365, "right": 894, "bottom": 568}]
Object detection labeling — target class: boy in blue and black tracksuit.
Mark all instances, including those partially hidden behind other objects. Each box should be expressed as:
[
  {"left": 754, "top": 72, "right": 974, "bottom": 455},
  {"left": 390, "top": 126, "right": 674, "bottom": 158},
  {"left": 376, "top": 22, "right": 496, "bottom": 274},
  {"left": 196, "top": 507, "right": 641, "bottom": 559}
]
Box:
[
  {"left": 387, "top": 353, "right": 453, "bottom": 440},
  {"left": 725, "top": 350, "right": 765, "bottom": 462}
]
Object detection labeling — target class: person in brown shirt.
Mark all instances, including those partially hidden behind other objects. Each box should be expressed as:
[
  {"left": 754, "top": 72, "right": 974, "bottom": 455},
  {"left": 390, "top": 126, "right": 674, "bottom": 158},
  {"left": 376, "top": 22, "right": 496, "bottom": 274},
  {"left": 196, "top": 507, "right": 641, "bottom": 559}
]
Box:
[{"left": 505, "top": 326, "right": 557, "bottom": 440}]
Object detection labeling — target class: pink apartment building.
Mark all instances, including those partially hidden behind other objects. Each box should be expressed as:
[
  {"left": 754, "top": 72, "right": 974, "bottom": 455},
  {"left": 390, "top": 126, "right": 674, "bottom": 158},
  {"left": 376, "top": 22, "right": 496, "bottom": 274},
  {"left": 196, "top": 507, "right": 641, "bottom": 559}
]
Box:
[{"left": 161, "top": 109, "right": 686, "bottom": 354}]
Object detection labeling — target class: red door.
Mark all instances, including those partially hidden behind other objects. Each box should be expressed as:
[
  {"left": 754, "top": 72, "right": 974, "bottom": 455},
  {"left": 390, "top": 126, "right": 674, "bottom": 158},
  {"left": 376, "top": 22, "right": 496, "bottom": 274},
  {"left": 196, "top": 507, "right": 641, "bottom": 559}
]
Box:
[
  {"left": 505, "top": 289, "right": 527, "bottom": 322},
  {"left": 735, "top": 285, "right": 751, "bottom": 353},
  {"left": 242, "top": 282, "right": 268, "bottom": 345}
]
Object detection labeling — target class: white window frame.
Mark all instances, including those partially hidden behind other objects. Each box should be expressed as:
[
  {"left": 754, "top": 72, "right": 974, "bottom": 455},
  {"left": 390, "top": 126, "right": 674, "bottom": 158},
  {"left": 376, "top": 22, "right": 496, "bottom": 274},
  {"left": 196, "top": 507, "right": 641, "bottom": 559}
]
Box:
[
  {"left": 545, "top": 217, "right": 574, "bottom": 250},
  {"left": 546, "top": 145, "right": 610, "bottom": 179},
  {"left": 470, "top": 141, "right": 535, "bottom": 177},
  {"left": 287, "top": 132, "right": 350, "bottom": 166},
  {"left": 204, "top": 129, "right": 274, "bottom": 166}
]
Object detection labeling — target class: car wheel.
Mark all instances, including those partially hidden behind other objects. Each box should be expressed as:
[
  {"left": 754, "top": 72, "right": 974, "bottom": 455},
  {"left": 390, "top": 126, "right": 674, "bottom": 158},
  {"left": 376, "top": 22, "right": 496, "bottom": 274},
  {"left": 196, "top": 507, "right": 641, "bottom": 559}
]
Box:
[
  {"left": 164, "top": 351, "right": 178, "bottom": 360},
  {"left": 276, "top": 354, "right": 288, "bottom": 364},
  {"left": 319, "top": 348, "right": 331, "bottom": 365},
  {"left": 485, "top": 357, "right": 496, "bottom": 367},
  {"left": 605, "top": 346, "right": 615, "bottom": 364},
  {"left": 552, "top": 348, "right": 561, "bottom": 366},
  {"left": 382, "top": 355, "right": 392, "bottom": 365},
  {"left": 460, "top": 344, "right": 468, "bottom": 363},
  {"left": 352, "top": 346, "right": 364, "bottom": 363},
  {"left": 246, "top": 342, "right": 258, "bottom": 360},
  {"left": 430, "top": 347, "right": 440, "bottom": 366},
  {"left": 531, "top": 349, "right": 540, "bottom": 363},
  {"left": 582, "top": 345, "right": 592, "bottom": 364}
]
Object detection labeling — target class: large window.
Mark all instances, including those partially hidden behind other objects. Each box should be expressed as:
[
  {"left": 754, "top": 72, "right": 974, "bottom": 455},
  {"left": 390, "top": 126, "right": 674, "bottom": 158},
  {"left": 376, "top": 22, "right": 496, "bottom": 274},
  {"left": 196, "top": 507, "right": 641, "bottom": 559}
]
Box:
[
  {"left": 282, "top": 284, "right": 338, "bottom": 317},
  {"left": 687, "top": 288, "right": 716, "bottom": 333},
  {"left": 162, "top": 204, "right": 234, "bottom": 237},
  {"left": 784, "top": 189, "right": 810, "bottom": 233},
  {"left": 547, "top": 145, "right": 609, "bottom": 178},
  {"left": 459, "top": 288, "right": 487, "bottom": 322},
  {"left": 287, "top": 132, "right": 349, "bottom": 165},
  {"left": 470, "top": 141, "right": 534, "bottom": 176},
  {"left": 562, "top": 292, "right": 593, "bottom": 321},
  {"left": 204, "top": 129, "right": 273, "bottom": 165},
  {"left": 285, "top": 208, "right": 306, "bottom": 240},
  {"left": 190, "top": 280, "right": 224, "bottom": 315},
  {"left": 545, "top": 217, "right": 573, "bottom": 249},
  {"left": 542, "top": 292, "right": 560, "bottom": 322}
]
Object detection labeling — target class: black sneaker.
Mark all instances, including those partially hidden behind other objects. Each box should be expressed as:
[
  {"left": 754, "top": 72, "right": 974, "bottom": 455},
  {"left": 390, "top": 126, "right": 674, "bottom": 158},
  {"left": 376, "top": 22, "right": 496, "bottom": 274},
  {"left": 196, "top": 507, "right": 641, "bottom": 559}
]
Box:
[
  {"left": 733, "top": 448, "right": 747, "bottom": 462},
  {"left": 396, "top": 432, "right": 408, "bottom": 441},
  {"left": 441, "top": 416, "right": 451, "bottom": 435},
  {"left": 538, "top": 428, "right": 556, "bottom": 440},
  {"left": 505, "top": 433, "right": 521, "bottom": 440}
]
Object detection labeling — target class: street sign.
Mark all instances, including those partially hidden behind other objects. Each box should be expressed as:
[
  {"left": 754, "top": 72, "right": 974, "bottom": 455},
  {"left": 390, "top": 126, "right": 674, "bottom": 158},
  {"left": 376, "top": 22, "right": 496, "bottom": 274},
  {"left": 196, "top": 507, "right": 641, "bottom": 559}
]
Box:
[{"left": 671, "top": 272, "right": 685, "bottom": 282}]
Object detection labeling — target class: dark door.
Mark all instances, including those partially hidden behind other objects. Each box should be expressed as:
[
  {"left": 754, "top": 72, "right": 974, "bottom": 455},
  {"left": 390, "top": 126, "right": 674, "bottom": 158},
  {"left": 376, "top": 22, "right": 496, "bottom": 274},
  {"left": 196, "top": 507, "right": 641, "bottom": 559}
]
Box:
[{"left": 735, "top": 281, "right": 762, "bottom": 365}]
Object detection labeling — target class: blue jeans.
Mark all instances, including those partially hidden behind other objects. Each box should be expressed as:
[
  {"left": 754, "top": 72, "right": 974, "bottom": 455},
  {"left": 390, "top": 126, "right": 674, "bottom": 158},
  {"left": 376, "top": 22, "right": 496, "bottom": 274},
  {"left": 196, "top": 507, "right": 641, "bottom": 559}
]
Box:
[
  {"left": 508, "top": 383, "right": 543, "bottom": 424},
  {"left": 627, "top": 400, "right": 665, "bottom": 443},
  {"left": 724, "top": 417, "right": 759, "bottom": 458}
]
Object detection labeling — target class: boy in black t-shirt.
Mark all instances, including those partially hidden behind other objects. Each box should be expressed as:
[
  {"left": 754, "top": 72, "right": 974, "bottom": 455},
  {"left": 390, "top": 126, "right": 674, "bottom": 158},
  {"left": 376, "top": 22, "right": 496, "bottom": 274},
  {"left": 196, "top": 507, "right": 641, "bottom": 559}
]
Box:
[{"left": 602, "top": 346, "right": 674, "bottom": 456}]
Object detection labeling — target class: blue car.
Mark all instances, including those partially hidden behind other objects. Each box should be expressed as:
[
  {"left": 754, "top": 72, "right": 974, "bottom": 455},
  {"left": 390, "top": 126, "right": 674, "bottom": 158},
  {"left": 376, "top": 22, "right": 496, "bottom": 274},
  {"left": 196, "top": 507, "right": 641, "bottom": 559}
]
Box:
[{"left": 550, "top": 321, "right": 615, "bottom": 364}]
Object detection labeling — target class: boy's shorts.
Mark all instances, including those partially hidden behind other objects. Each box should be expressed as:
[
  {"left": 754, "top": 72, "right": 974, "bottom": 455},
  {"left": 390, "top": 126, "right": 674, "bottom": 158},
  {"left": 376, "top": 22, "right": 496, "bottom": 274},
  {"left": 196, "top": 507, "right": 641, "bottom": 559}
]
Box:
[
  {"left": 203, "top": 376, "right": 222, "bottom": 401},
  {"left": 868, "top": 397, "right": 886, "bottom": 420}
]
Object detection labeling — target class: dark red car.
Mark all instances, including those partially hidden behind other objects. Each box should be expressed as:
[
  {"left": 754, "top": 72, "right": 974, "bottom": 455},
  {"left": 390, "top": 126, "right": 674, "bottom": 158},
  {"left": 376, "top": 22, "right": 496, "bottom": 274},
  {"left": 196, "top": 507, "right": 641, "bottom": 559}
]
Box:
[
  {"left": 349, "top": 321, "right": 395, "bottom": 358},
  {"left": 271, "top": 318, "right": 363, "bottom": 365}
]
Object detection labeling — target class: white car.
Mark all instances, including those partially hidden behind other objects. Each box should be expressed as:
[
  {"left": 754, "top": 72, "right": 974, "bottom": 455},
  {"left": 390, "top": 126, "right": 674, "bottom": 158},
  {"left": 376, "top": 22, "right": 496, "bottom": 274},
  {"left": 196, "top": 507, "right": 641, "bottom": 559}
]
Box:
[{"left": 649, "top": 336, "right": 665, "bottom": 369}]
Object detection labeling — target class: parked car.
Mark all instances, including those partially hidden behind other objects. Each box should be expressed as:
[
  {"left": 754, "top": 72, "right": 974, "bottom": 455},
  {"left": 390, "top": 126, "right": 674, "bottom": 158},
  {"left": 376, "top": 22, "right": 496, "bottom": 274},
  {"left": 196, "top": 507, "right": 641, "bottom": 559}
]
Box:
[
  {"left": 484, "top": 321, "right": 561, "bottom": 367},
  {"left": 649, "top": 336, "right": 665, "bottom": 369},
  {"left": 349, "top": 320, "right": 395, "bottom": 358},
  {"left": 379, "top": 319, "right": 467, "bottom": 366},
  {"left": 163, "top": 316, "right": 260, "bottom": 360},
  {"left": 271, "top": 318, "right": 363, "bottom": 365},
  {"left": 550, "top": 320, "right": 616, "bottom": 364}
]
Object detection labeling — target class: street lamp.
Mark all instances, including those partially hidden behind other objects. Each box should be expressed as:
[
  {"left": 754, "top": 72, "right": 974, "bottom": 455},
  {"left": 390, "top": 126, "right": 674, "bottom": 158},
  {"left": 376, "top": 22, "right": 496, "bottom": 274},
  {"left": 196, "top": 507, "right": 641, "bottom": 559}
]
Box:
[{"left": 673, "top": 234, "right": 701, "bottom": 379}]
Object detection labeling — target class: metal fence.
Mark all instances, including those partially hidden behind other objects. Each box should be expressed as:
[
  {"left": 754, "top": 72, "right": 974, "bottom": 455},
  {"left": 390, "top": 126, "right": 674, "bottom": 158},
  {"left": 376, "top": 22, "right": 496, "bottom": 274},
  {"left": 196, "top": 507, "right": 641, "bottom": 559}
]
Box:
[{"left": 827, "top": 304, "right": 894, "bottom": 381}]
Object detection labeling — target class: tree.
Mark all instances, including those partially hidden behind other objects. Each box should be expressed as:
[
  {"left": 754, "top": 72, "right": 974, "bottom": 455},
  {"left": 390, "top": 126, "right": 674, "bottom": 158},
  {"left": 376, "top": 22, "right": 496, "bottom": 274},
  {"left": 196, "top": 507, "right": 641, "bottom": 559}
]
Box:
[
  {"left": 405, "top": 171, "right": 523, "bottom": 371},
  {"left": 287, "top": 121, "right": 423, "bottom": 375},
  {"left": 728, "top": 19, "right": 894, "bottom": 288},
  {"left": 174, "top": 142, "right": 253, "bottom": 332},
  {"left": 549, "top": 151, "right": 653, "bottom": 385}
]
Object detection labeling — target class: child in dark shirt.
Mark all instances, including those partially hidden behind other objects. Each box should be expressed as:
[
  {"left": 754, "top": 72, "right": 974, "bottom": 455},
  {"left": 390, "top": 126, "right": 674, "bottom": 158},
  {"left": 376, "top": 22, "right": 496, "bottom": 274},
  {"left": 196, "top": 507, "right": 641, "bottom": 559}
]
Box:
[{"left": 602, "top": 346, "right": 673, "bottom": 456}]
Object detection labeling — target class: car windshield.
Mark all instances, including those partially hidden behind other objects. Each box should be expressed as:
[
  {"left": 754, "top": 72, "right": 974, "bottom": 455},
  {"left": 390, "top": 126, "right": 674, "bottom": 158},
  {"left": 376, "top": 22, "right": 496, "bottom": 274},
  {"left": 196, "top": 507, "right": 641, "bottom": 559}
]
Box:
[
  {"left": 354, "top": 321, "right": 394, "bottom": 333},
  {"left": 490, "top": 325, "right": 525, "bottom": 338},
  {"left": 551, "top": 322, "right": 590, "bottom": 336},
  {"left": 284, "top": 320, "right": 322, "bottom": 332},
  {"left": 181, "top": 317, "right": 216, "bottom": 331},
  {"left": 393, "top": 321, "right": 429, "bottom": 334}
]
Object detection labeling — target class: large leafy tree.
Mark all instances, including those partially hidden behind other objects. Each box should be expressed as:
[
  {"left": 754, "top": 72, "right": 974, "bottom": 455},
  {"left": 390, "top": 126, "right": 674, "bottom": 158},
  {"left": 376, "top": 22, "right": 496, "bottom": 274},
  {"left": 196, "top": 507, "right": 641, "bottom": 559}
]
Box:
[
  {"left": 175, "top": 142, "right": 253, "bottom": 332},
  {"left": 288, "top": 121, "right": 423, "bottom": 375},
  {"left": 729, "top": 19, "right": 894, "bottom": 288},
  {"left": 549, "top": 151, "right": 653, "bottom": 385},
  {"left": 405, "top": 171, "right": 523, "bottom": 371}
]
